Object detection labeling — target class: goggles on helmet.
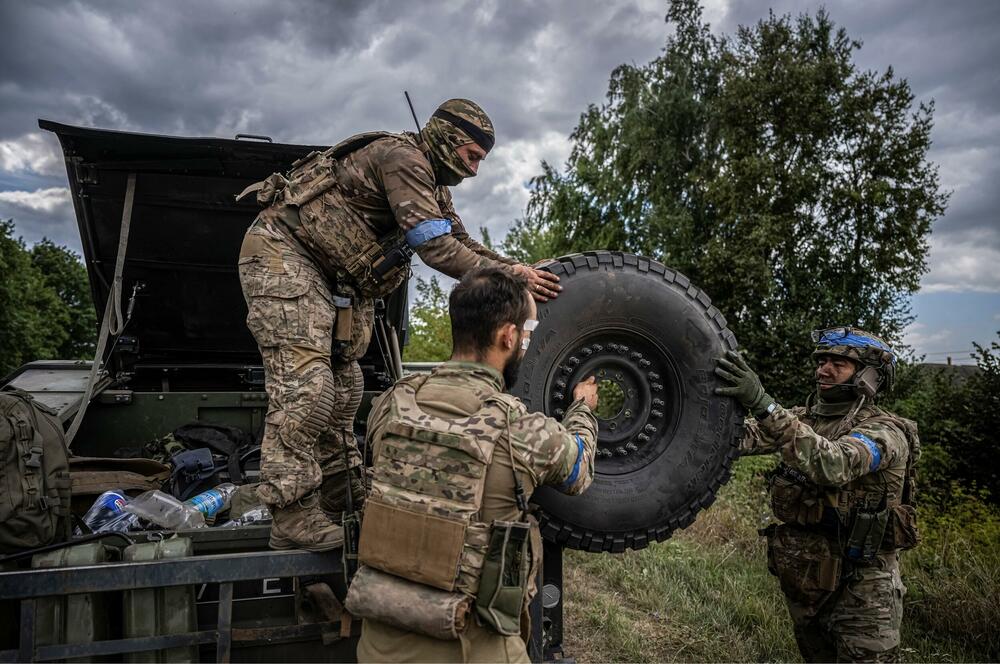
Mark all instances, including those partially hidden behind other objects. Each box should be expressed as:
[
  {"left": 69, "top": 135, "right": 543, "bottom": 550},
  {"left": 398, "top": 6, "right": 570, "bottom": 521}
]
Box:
[{"left": 811, "top": 327, "right": 897, "bottom": 366}]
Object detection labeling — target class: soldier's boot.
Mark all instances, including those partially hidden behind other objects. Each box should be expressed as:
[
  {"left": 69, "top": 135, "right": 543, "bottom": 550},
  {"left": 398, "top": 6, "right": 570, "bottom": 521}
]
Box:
[
  {"left": 320, "top": 467, "right": 366, "bottom": 523},
  {"left": 268, "top": 492, "right": 344, "bottom": 552}
]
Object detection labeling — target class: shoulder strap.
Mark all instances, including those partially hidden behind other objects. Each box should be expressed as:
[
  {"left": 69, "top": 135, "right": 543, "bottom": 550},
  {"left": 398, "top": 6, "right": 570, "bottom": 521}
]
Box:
[{"left": 483, "top": 394, "right": 529, "bottom": 518}]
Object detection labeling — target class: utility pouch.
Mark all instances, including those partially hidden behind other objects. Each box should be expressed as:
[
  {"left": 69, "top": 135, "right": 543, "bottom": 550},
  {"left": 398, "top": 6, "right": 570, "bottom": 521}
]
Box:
[
  {"left": 357, "top": 499, "right": 466, "bottom": 592},
  {"left": 764, "top": 523, "right": 841, "bottom": 614},
  {"left": 769, "top": 467, "right": 824, "bottom": 525},
  {"left": 475, "top": 520, "right": 531, "bottom": 636},
  {"left": 883, "top": 504, "right": 920, "bottom": 552},
  {"left": 332, "top": 295, "right": 353, "bottom": 342},
  {"left": 345, "top": 565, "right": 472, "bottom": 641},
  {"left": 845, "top": 507, "right": 890, "bottom": 563}
]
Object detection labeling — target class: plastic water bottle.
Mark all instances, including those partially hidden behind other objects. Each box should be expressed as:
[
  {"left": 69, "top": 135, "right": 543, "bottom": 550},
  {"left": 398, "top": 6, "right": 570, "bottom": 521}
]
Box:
[
  {"left": 76, "top": 489, "right": 129, "bottom": 534},
  {"left": 94, "top": 511, "right": 142, "bottom": 533},
  {"left": 125, "top": 490, "right": 206, "bottom": 530},
  {"left": 185, "top": 483, "right": 238, "bottom": 518},
  {"left": 218, "top": 506, "right": 272, "bottom": 528}
]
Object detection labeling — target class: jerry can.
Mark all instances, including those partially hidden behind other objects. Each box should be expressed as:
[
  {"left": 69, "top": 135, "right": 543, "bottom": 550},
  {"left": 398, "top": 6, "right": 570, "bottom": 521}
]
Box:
[
  {"left": 31, "top": 541, "right": 111, "bottom": 662},
  {"left": 123, "top": 536, "right": 199, "bottom": 663}
]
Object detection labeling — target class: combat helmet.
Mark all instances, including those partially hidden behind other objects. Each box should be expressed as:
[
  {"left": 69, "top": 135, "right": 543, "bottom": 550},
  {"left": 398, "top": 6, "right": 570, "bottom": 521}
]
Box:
[
  {"left": 421, "top": 98, "right": 495, "bottom": 186},
  {"left": 812, "top": 327, "right": 897, "bottom": 397}
]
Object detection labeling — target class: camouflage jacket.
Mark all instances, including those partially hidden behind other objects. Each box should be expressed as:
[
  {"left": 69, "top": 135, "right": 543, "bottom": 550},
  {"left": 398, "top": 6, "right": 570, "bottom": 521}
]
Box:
[
  {"left": 743, "top": 399, "right": 910, "bottom": 524},
  {"left": 255, "top": 132, "right": 516, "bottom": 283},
  {"left": 366, "top": 361, "right": 599, "bottom": 526}
]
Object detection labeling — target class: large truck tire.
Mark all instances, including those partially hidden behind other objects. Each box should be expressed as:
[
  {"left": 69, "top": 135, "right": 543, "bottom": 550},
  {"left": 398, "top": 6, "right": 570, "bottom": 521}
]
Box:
[{"left": 512, "top": 251, "right": 745, "bottom": 552}]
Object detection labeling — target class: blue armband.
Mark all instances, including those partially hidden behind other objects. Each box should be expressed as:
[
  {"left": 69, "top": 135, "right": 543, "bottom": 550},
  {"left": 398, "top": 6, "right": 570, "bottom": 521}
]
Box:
[
  {"left": 560, "top": 434, "right": 585, "bottom": 490},
  {"left": 850, "top": 432, "right": 882, "bottom": 472},
  {"left": 405, "top": 218, "right": 452, "bottom": 248}
]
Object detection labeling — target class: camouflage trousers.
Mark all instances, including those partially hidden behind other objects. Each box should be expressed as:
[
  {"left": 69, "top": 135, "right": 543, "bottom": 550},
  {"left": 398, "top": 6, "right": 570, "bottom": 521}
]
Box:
[
  {"left": 769, "top": 525, "right": 905, "bottom": 663},
  {"left": 238, "top": 226, "right": 374, "bottom": 507}
]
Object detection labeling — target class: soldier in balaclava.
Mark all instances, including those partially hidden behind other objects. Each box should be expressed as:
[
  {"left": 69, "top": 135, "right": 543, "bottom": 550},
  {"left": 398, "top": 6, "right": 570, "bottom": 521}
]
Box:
[
  {"left": 236, "top": 99, "right": 562, "bottom": 551},
  {"left": 714, "top": 328, "right": 920, "bottom": 662}
]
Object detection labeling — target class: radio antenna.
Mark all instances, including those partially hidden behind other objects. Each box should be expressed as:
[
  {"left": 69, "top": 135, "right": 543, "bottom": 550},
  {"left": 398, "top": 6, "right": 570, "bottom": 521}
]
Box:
[{"left": 404, "top": 91, "right": 421, "bottom": 132}]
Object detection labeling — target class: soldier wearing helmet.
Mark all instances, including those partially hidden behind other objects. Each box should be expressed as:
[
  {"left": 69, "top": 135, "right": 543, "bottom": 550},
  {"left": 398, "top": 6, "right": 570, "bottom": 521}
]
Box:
[
  {"left": 237, "top": 99, "right": 562, "bottom": 552},
  {"left": 714, "top": 328, "right": 920, "bottom": 662}
]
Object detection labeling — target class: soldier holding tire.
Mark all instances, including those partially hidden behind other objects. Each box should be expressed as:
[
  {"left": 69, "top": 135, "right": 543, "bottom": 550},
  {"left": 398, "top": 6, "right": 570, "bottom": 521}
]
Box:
[
  {"left": 348, "top": 266, "right": 599, "bottom": 662},
  {"left": 237, "top": 99, "right": 560, "bottom": 551},
  {"left": 716, "top": 328, "right": 920, "bottom": 662}
]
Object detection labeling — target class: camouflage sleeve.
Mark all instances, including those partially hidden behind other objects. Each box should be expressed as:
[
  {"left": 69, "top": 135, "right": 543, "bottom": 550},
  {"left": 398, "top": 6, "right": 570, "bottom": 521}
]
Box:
[
  {"left": 740, "top": 406, "right": 808, "bottom": 455},
  {"left": 758, "top": 405, "right": 909, "bottom": 487},
  {"left": 508, "top": 398, "right": 598, "bottom": 496},
  {"left": 436, "top": 188, "right": 519, "bottom": 266},
  {"left": 364, "top": 387, "right": 395, "bottom": 459},
  {"left": 376, "top": 144, "right": 505, "bottom": 279}
]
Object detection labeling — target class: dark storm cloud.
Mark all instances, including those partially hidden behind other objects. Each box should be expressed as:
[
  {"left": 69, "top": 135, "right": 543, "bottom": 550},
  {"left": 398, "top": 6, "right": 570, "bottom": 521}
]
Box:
[{"left": 0, "top": 0, "right": 996, "bottom": 294}]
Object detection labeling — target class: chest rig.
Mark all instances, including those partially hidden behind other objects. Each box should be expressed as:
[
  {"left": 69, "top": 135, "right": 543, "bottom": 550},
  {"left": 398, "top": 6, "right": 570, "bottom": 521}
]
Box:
[
  {"left": 239, "top": 131, "right": 412, "bottom": 298},
  {"left": 768, "top": 405, "right": 920, "bottom": 558},
  {"left": 356, "top": 374, "right": 533, "bottom": 637}
]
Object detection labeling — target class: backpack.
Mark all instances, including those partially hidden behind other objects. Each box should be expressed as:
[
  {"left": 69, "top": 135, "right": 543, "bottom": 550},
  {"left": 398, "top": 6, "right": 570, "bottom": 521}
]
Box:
[{"left": 0, "top": 389, "right": 72, "bottom": 553}]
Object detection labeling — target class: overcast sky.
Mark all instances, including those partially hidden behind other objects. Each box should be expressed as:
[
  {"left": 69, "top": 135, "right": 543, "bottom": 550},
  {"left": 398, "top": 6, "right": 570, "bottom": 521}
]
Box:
[{"left": 1, "top": 0, "right": 997, "bottom": 363}]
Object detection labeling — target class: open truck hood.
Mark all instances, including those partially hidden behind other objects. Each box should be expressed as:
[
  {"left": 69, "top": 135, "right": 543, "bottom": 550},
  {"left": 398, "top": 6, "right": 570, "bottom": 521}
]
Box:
[{"left": 40, "top": 119, "right": 407, "bottom": 372}]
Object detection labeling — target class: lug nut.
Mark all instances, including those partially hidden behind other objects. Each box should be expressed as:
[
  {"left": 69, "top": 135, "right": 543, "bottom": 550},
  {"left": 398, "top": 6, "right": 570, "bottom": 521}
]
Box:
[
  {"left": 554, "top": 408, "right": 565, "bottom": 417},
  {"left": 626, "top": 442, "right": 639, "bottom": 452},
  {"left": 597, "top": 448, "right": 612, "bottom": 458},
  {"left": 591, "top": 344, "right": 603, "bottom": 352},
  {"left": 648, "top": 372, "right": 660, "bottom": 382},
  {"left": 650, "top": 409, "right": 663, "bottom": 419},
  {"left": 651, "top": 383, "right": 663, "bottom": 392},
  {"left": 619, "top": 345, "right": 630, "bottom": 354},
  {"left": 555, "top": 379, "right": 567, "bottom": 390},
  {"left": 615, "top": 446, "right": 628, "bottom": 456},
  {"left": 630, "top": 352, "right": 642, "bottom": 361},
  {"left": 639, "top": 359, "right": 652, "bottom": 369},
  {"left": 581, "top": 348, "right": 593, "bottom": 357},
  {"left": 644, "top": 424, "right": 656, "bottom": 434},
  {"left": 637, "top": 434, "right": 650, "bottom": 443},
  {"left": 567, "top": 357, "right": 580, "bottom": 367},
  {"left": 653, "top": 398, "right": 665, "bottom": 408},
  {"left": 553, "top": 392, "right": 565, "bottom": 402}
]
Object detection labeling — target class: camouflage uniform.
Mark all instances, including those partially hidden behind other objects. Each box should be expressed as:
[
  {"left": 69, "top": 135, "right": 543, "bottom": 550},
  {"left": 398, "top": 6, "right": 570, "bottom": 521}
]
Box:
[
  {"left": 744, "top": 397, "right": 912, "bottom": 662},
  {"left": 355, "top": 361, "right": 598, "bottom": 663},
  {"left": 238, "top": 101, "right": 517, "bottom": 527}
]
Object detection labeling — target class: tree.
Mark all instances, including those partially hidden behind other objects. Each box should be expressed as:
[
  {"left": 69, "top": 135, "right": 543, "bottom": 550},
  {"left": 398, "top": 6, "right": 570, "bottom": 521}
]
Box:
[
  {"left": 0, "top": 220, "right": 68, "bottom": 376},
  {"left": 887, "top": 335, "right": 1000, "bottom": 505},
  {"left": 402, "top": 276, "right": 452, "bottom": 362},
  {"left": 30, "top": 239, "right": 97, "bottom": 359},
  {"left": 503, "top": 0, "right": 947, "bottom": 401},
  {"left": 0, "top": 220, "right": 96, "bottom": 377}
]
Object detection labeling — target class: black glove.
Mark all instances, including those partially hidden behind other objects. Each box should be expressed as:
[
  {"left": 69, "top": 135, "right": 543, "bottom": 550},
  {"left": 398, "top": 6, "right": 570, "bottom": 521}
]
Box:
[{"left": 714, "top": 350, "right": 775, "bottom": 418}]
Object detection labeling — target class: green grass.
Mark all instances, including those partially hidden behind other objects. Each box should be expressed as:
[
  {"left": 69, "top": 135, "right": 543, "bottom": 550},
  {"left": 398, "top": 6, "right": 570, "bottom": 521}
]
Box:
[{"left": 562, "top": 457, "right": 1000, "bottom": 662}]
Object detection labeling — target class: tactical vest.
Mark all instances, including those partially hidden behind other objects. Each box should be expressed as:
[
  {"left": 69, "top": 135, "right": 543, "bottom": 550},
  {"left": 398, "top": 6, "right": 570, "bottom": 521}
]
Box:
[
  {"left": 769, "top": 406, "right": 921, "bottom": 555},
  {"left": 239, "top": 131, "right": 413, "bottom": 298},
  {"left": 354, "top": 374, "right": 533, "bottom": 637}
]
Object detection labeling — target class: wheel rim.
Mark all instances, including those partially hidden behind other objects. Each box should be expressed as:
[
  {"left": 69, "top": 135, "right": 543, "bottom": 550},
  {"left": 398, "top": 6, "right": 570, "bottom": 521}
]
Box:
[{"left": 543, "top": 327, "right": 681, "bottom": 476}]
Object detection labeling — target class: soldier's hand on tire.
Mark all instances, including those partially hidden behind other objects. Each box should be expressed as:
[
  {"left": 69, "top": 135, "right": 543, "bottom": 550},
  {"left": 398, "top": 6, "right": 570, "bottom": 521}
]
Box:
[
  {"left": 714, "top": 350, "right": 774, "bottom": 417},
  {"left": 573, "top": 375, "right": 599, "bottom": 411},
  {"left": 512, "top": 263, "right": 562, "bottom": 302}
]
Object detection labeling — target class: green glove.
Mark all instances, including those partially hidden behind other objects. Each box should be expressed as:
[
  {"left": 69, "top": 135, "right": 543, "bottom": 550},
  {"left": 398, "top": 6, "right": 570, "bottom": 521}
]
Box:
[{"left": 714, "top": 350, "right": 775, "bottom": 418}]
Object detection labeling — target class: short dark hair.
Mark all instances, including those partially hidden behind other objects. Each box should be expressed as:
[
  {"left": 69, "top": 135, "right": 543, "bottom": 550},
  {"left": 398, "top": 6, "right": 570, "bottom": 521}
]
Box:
[{"left": 450, "top": 267, "right": 531, "bottom": 357}]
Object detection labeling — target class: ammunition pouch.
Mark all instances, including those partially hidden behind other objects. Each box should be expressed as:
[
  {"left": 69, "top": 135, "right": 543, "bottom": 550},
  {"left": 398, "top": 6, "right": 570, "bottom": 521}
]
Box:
[
  {"left": 475, "top": 520, "right": 532, "bottom": 637},
  {"left": 345, "top": 565, "right": 472, "bottom": 641},
  {"left": 762, "top": 523, "right": 842, "bottom": 615},
  {"left": 845, "top": 506, "right": 890, "bottom": 563},
  {"left": 769, "top": 466, "right": 824, "bottom": 525}
]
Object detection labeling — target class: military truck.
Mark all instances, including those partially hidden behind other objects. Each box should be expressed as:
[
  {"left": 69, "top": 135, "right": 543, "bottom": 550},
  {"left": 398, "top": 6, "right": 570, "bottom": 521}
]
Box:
[{"left": 0, "top": 120, "right": 744, "bottom": 662}]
